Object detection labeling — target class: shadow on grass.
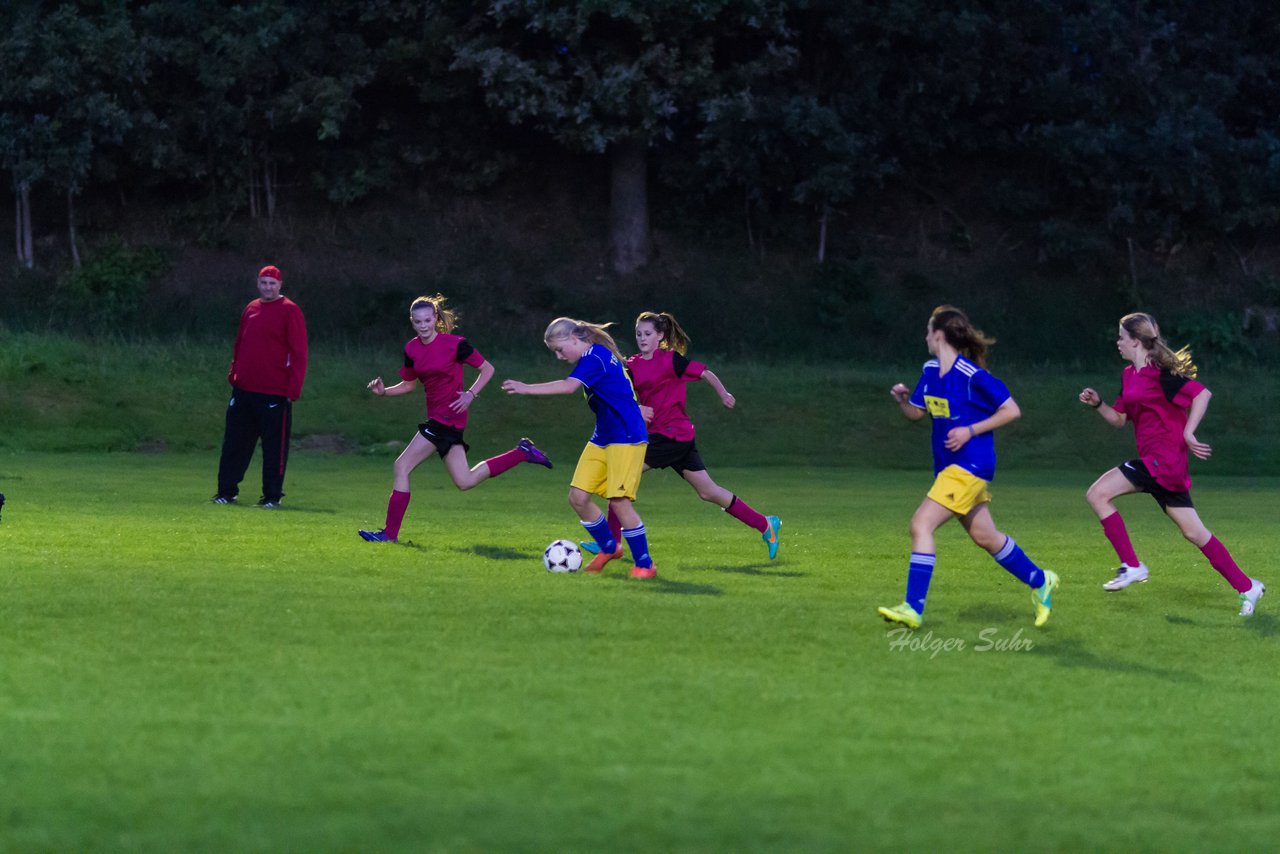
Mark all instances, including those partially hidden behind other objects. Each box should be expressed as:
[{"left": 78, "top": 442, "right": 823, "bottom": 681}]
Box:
[
  {"left": 466, "top": 545, "right": 529, "bottom": 561},
  {"left": 1240, "top": 613, "right": 1279, "bottom": 638},
  {"left": 956, "top": 604, "right": 1022, "bottom": 623},
  {"left": 687, "top": 562, "right": 807, "bottom": 578},
  {"left": 1037, "top": 638, "right": 1199, "bottom": 681},
  {"left": 604, "top": 575, "right": 723, "bottom": 596}
]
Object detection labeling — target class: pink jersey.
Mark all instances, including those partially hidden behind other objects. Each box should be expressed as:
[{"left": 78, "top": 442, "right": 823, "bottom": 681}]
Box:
[
  {"left": 1112, "top": 364, "right": 1206, "bottom": 491},
  {"left": 626, "top": 349, "right": 707, "bottom": 442},
  {"left": 399, "top": 333, "right": 485, "bottom": 429}
]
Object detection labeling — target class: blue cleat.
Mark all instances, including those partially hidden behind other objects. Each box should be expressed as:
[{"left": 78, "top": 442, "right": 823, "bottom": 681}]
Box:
[
  {"left": 762, "top": 515, "right": 781, "bottom": 560},
  {"left": 359, "top": 528, "right": 397, "bottom": 543},
  {"left": 518, "top": 437, "right": 553, "bottom": 469},
  {"left": 580, "top": 540, "right": 601, "bottom": 555}
]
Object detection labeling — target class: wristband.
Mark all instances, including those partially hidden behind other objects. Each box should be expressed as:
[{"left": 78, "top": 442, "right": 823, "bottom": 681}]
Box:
[
  {"left": 1091, "top": 400, "right": 1102, "bottom": 409},
  {"left": 967, "top": 425, "right": 976, "bottom": 438}
]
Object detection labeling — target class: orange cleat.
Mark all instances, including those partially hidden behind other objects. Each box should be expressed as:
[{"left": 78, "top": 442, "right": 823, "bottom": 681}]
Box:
[
  {"left": 629, "top": 565, "right": 657, "bottom": 580},
  {"left": 584, "top": 545, "right": 624, "bottom": 574}
]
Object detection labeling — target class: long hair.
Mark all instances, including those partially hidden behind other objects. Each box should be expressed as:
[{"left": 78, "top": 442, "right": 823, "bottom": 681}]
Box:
[
  {"left": 543, "top": 317, "right": 623, "bottom": 361},
  {"left": 636, "top": 310, "right": 691, "bottom": 355},
  {"left": 409, "top": 294, "right": 458, "bottom": 333},
  {"left": 929, "top": 305, "right": 996, "bottom": 368},
  {"left": 1120, "top": 312, "right": 1197, "bottom": 378}
]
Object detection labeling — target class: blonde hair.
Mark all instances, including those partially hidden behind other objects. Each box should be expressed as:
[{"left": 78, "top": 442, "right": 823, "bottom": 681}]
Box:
[
  {"left": 929, "top": 305, "right": 996, "bottom": 368},
  {"left": 409, "top": 294, "right": 458, "bottom": 333},
  {"left": 544, "top": 317, "right": 623, "bottom": 361},
  {"left": 636, "top": 311, "right": 691, "bottom": 355},
  {"left": 1120, "top": 312, "right": 1197, "bottom": 378}
]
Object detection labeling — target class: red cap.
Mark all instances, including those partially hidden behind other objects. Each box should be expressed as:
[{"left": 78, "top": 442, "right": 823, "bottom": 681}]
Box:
[{"left": 258, "top": 265, "right": 282, "bottom": 282}]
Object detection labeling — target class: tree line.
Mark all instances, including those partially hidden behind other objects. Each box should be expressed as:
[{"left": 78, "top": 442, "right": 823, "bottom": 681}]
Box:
[{"left": 4, "top": 0, "right": 1280, "bottom": 276}]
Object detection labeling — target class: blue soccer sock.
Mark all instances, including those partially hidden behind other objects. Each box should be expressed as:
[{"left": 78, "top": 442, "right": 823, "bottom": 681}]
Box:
[
  {"left": 906, "top": 552, "right": 936, "bottom": 614},
  {"left": 993, "top": 536, "right": 1045, "bottom": 588},
  {"left": 622, "top": 524, "right": 653, "bottom": 569},
  {"left": 582, "top": 513, "right": 618, "bottom": 555}
]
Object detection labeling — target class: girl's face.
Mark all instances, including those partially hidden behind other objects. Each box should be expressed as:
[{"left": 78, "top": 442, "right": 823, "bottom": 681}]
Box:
[
  {"left": 411, "top": 306, "right": 438, "bottom": 340},
  {"left": 1116, "top": 324, "right": 1146, "bottom": 365},
  {"left": 635, "top": 321, "right": 661, "bottom": 356},
  {"left": 548, "top": 334, "right": 590, "bottom": 364}
]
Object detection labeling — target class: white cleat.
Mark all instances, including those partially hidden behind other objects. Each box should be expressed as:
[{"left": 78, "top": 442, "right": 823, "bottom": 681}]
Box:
[
  {"left": 1102, "top": 563, "right": 1149, "bottom": 591},
  {"left": 1239, "top": 578, "right": 1266, "bottom": 617}
]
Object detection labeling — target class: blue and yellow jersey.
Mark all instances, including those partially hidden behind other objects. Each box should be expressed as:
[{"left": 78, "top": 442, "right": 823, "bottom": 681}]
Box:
[
  {"left": 908, "top": 356, "right": 1010, "bottom": 481},
  {"left": 568, "top": 344, "right": 648, "bottom": 446}
]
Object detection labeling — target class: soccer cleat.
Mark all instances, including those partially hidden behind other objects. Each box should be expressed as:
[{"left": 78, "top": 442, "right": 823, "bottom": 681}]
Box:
[
  {"left": 584, "top": 544, "right": 624, "bottom": 574},
  {"left": 517, "top": 437, "right": 553, "bottom": 469},
  {"left": 762, "top": 515, "right": 781, "bottom": 560},
  {"left": 579, "top": 540, "right": 601, "bottom": 555},
  {"left": 358, "top": 528, "right": 397, "bottom": 543},
  {"left": 630, "top": 565, "right": 657, "bottom": 580},
  {"left": 1102, "top": 563, "right": 1149, "bottom": 591},
  {"left": 1032, "top": 569, "right": 1060, "bottom": 627},
  {"left": 0, "top": 491, "right": 5, "bottom": 522},
  {"left": 211, "top": 494, "right": 237, "bottom": 505},
  {"left": 878, "top": 601, "right": 922, "bottom": 630},
  {"left": 256, "top": 498, "right": 282, "bottom": 509},
  {"left": 1239, "top": 578, "right": 1266, "bottom": 617}
]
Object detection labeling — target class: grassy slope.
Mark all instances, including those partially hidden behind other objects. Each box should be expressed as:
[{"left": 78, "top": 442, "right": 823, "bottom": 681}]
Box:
[
  {"left": 1, "top": 454, "right": 1278, "bottom": 851},
  {"left": 1, "top": 333, "right": 1277, "bottom": 476}
]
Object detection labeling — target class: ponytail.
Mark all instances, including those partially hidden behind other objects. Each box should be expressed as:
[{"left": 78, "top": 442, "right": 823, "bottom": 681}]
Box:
[
  {"left": 929, "top": 305, "right": 996, "bottom": 368},
  {"left": 543, "top": 317, "right": 624, "bottom": 361},
  {"left": 636, "top": 310, "right": 691, "bottom": 355}
]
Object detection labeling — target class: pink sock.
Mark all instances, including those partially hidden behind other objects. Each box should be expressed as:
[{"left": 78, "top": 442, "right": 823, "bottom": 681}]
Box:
[
  {"left": 605, "top": 505, "right": 623, "bottom": 544},
  {"left": 384, "top": 490, "right": 411, "bottom": 539},
  {"left": 725, "top": 495, "right": 768, "bottom": 533},
  {"left": 483, "top": 448, "right": 524, "bottom": 478},
  {"left": 1100, "top": 512, "right": 1140, "bottom": 567},
  {"left": 1200, "top": 535, "right": 1251, "bottom": 593}
]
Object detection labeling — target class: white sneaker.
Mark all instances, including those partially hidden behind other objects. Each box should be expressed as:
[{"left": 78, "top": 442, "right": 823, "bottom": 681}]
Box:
[
  {"left": 1239, "top": 578, "right": 1266, "bottom": 617},
  {"left": 1102, "top": 563, "right": 1149, "bottom": 591}
]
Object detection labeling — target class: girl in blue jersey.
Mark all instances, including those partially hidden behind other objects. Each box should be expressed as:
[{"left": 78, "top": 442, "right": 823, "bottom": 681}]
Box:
[
  {"left": 501, "top": 318, "right": 657, "bottom": 579},
  {"left": 879, "top": 305, "right": 1059, "bottom": 629}
]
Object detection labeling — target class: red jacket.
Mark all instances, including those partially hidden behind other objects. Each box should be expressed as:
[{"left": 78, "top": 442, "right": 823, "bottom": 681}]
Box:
[{"left": 228, "top": 297, "right": 308, "bottom": 400}]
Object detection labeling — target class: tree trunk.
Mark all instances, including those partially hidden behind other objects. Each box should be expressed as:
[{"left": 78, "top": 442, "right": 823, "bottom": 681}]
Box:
[
  {"left": 16, "top": 181, "right": 33, "bottom": 269},
  {"left": 262, "top": 151, "right": 276, "bottom": 222},
  {"left": 68, "top": 188, "right": 81, "bottom": 269},
  {"left": 817, "top": 205, "right": 829, "bottom": 264},
  {"left": 608, "top": 138, "right": 651, "bottom": 275}
]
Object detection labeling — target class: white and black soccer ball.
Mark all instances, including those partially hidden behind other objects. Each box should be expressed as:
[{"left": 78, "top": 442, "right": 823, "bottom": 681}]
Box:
[{"left": 543, "top": 539, "right": 583, "bottom": 573}]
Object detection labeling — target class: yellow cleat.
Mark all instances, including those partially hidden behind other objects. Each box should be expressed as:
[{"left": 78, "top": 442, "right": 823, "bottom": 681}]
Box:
[
  {"left": 878, "top": 601, "right": 922, "bottom": 630},
  {"left": 1033, "top": 570, "right": 1060, "bottom": 627}
]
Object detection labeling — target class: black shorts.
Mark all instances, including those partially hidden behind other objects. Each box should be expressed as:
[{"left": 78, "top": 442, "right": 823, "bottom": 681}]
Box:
[
  {"left": 418, "top": 420, "right": 469, "bottom": 458},
  {"left": 646, "top": 434, "right": 706, "bottom": 475},
  {"left": 1119, "top": 459, "right": 1194, "bottom": 510}
]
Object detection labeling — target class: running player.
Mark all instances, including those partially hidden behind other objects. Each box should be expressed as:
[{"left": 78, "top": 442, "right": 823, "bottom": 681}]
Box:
[
  {"left": 1079, "top": 311, "right": 1264, "bottom": 616},
  {"left": 357, "top": 295, "right": 552, "bottom": 543},
  {"left": 581, "top": 311, "right": 780, "bottom": 560},
  {"left": 879, "top": 305, "right": 1059, "bottom": 629},
  {"left": 501, "top": 317, "right": 657, "bottom": 579}
]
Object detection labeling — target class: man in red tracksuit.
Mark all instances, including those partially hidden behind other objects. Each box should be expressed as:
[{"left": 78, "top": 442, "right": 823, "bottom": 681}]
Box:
[{"left": 212, "top": 265, "right": 308, "bottom": 508}]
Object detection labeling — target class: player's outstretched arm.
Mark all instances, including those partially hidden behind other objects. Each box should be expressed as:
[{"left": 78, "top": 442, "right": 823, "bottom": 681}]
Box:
[
  {"left": 501, "top": 378, "right": 582, "bottom": 396},
  {"left": 369, "top": 376, "right": 417, "bottom": 397},
  {"left": 699, "top": 369, "right": 736, "bottom": 409},
  {"left": 890, "top": 383, "right": 926, "bottom": 421},
  {"left": 1079, "top": 387, "right": 1127, "bottom": 428}
]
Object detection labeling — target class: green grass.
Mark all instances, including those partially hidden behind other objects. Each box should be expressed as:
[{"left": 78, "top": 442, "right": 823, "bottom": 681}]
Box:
[
  {"left": 2, "top": 451, "right": 1277, "bottom": 851},
  {"left": 2, "top": 332, "right": 1278, "bottom": 478}
]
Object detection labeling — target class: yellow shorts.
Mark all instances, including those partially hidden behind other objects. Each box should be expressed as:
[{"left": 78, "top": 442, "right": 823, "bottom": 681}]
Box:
[
  {"left": 571, "top": 442, "right": 647, "bottom": 500},
  {"left": 926, "top": 464, "right": 993, "bottom": 515}
]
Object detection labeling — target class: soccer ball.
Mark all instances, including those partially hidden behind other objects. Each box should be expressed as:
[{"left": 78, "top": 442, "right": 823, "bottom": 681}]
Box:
[{"left": 543, "top": 539, "right": 583, "bottom": 573}]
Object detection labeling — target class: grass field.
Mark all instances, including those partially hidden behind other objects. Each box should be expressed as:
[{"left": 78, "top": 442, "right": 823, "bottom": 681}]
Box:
[{"left": 2, "top": 450, "right": 1277, "bottom": 851}]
